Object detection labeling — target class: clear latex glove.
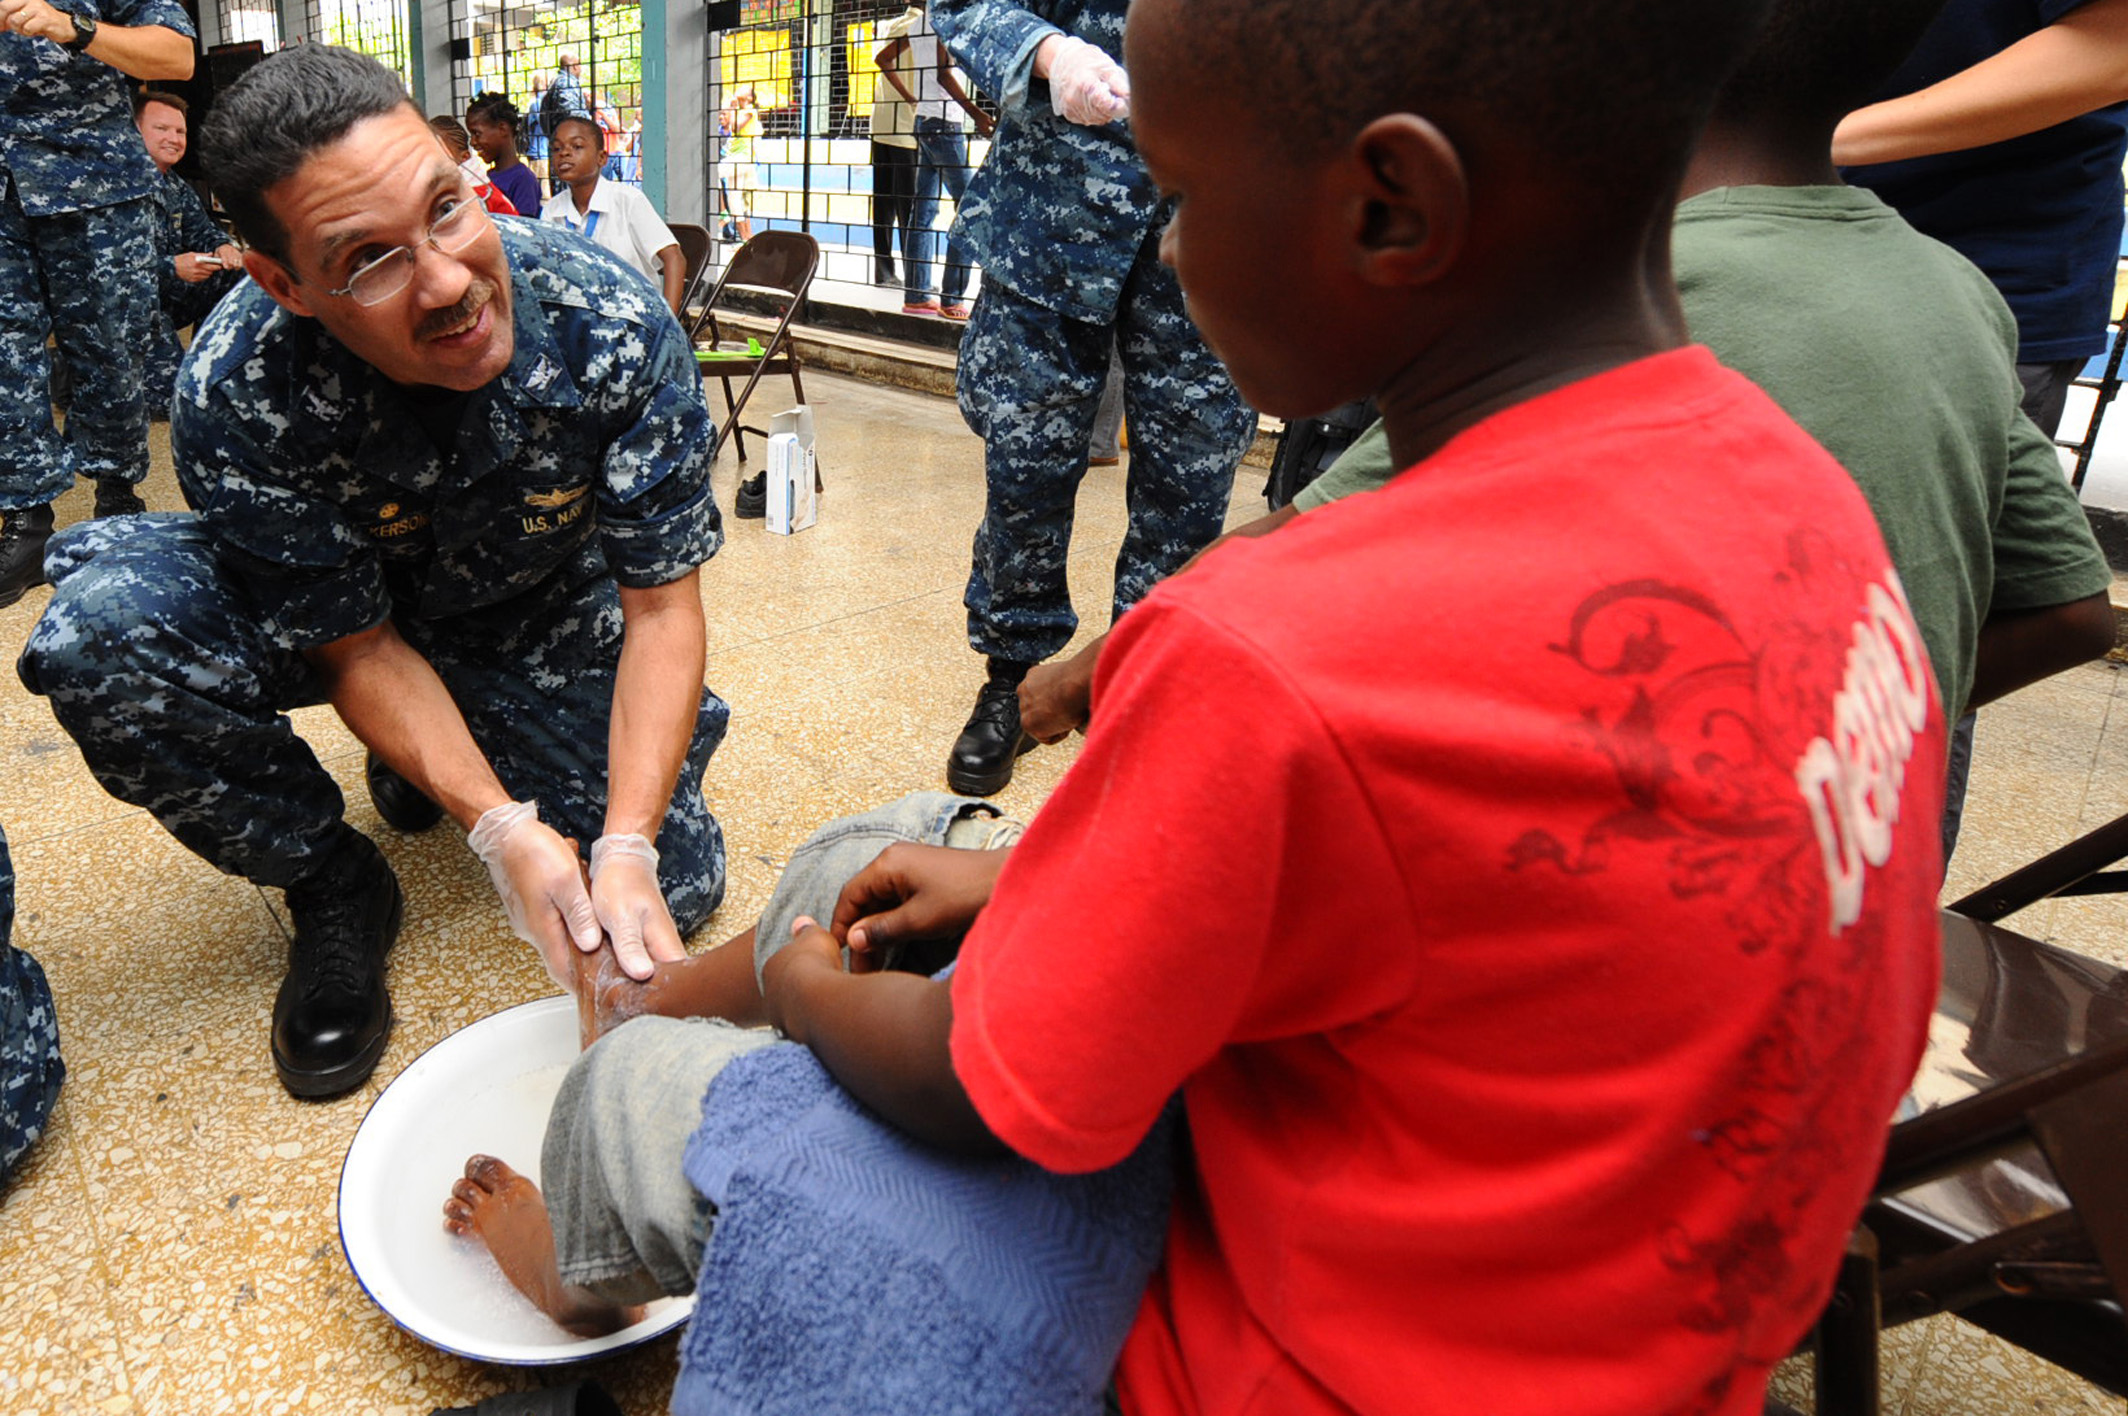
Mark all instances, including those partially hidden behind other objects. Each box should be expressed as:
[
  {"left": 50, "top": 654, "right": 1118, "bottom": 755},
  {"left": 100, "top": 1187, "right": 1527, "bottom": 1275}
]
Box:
[
  {"left": 1044, "top": 34, "right": 1131, "bottom": 125},
  {"left": 468, "top": 800, "right": 600, "bottom": 987},
  {"left": 588, "top": 832, "right": 685, "bottom": 982}
]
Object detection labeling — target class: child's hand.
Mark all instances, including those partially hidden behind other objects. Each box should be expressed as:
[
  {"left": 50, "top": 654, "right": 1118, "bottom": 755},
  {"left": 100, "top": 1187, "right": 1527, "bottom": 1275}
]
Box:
[
  {"left": 762, "top": 915, "right": 845, "bottom": 1042},
  {"left": 829, "top": 843, "right": 1009, "bottom": 970}
]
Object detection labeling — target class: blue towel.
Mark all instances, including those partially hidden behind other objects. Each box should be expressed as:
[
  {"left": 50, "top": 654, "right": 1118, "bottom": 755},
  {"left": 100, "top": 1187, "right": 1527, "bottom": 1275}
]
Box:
[{"left": 673, "top": 1042, "right": 1178, "bottom": 1416}]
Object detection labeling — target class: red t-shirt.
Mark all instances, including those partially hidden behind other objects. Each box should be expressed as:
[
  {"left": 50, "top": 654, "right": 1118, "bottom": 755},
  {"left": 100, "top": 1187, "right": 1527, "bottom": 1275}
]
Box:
[{"left": 951, "top": 349, "right": 1945, "bottom": 1416}]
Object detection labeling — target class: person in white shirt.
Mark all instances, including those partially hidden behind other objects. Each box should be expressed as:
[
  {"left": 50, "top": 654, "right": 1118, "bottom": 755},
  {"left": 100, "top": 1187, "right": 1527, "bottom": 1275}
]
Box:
[
  {"left": 877, "top": 2, "right": 990, "bottom": 317},
  {"left": 540, "top": 115, "right": 685, "bottom": 314}
]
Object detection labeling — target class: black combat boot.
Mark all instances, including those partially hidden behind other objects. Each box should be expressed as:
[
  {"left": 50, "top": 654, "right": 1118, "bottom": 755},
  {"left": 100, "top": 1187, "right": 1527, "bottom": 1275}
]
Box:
[
  {"left": 93, "top": 478, "right": 146, "bottom": 518},
  {"left": 0, "top": 504, "right": 55, "bottom": 610},
  {"left": 365, "top": 751, "right": 445, "bottom": 832},
  {"left": 273, "top": 831, "right": 403, "bottom": 1098},
  {"left": 946, "top": 656, "right": 1037, "bottom": 796}
]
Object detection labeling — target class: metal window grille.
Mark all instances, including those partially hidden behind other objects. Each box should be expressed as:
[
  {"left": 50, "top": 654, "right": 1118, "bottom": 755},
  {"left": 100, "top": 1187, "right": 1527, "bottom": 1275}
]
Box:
[
  {"left": 709, "top": 0, "right": 995, "bottom": 303},
  {"left": 449, "top": 0, "right": 647, "bottom": 188},
  {"left": 217, "top": 0, "right": 280, "bottom": 48},
  {"left": 305, "top": 0, "right": 414, "bottom": 89}
]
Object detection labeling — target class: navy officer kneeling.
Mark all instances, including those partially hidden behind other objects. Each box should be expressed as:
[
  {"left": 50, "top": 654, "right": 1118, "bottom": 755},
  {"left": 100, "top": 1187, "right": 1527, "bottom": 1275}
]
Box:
[{"left": 18, "top": 45, "right": 729, "bottom": 1099}]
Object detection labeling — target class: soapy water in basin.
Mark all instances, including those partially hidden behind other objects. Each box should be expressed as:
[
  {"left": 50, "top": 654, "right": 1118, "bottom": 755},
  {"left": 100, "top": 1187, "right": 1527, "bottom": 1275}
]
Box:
[{"left": 339, "top": 998, "right": 691, "bottom": 1362}]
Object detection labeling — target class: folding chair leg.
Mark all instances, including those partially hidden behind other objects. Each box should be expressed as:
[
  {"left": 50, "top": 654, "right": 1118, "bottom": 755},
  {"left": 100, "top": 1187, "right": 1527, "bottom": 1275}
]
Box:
[
  {"left": 1817, "top": 1229, "right": 1882, "bottom": 1416},
  {"left": 718, "top": 374, "right": 748, "bottom": 464},
  {"left": 1949, "top": 810, "right": 2128, "bottom": 922}
]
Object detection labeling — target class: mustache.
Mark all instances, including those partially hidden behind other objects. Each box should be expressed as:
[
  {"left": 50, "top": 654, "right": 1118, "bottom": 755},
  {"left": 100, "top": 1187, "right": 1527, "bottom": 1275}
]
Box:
[{"left": 416, "top": 279, "right": 496, "bottom": 340}]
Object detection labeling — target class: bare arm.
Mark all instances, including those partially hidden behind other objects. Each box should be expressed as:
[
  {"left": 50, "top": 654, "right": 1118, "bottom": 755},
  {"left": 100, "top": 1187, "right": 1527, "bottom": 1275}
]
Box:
[
  {"left": 305, "top": 619, "right": 512, "bottom": 827},
  {"left": 876, "top": 36, "right": 920, "bottom": 106},
  {"left": 1968, "top": 592, "right": 2116, "bottom": 710},
  {"left": 654, "top": 242, "right": 686, "bottom": 316},
  {"left": 1833, "top": 0, "right": 2128, "bottom": 165},
  {"left": 0, "top": 0, "right": 194, "bottom": 80},
  {"left": 605, "top": 570, "right": 705, "bottom": 840},
  {"left": 764, "top": 922, "right": 1005, "bottom": 1155},
  {"left": 1018, "top": 503, "right": 1301, "bottom": 741},
  {"left": 940, "top": 60, "right": 994, "bottom": 138}
]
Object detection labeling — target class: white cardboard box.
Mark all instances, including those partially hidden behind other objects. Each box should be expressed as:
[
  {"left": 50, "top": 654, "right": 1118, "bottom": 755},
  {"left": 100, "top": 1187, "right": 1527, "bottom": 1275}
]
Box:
[{"left": 765, "top": 405, "right": 818, "bottom": 535}]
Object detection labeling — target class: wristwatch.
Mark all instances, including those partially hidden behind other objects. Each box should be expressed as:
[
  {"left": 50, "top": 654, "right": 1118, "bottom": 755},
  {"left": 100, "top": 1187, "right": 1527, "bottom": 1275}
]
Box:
[{"left": 61, "top": 11, "right": 97, "bottom": 51}]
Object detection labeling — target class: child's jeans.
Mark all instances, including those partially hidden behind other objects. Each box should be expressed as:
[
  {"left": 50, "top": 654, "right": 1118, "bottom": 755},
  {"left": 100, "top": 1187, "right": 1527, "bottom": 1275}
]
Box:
[{"left": 540, "top": 793, "right": 1023, "bottom": 1303}]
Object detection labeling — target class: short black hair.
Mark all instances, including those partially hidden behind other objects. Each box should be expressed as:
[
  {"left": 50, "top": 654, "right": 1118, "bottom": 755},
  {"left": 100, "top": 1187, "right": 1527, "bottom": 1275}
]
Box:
[
  {"left": 133, "top": 88, "right": 187, "bottom": 119},
  {"left": 1175, "top": 0, "right": 1772, "bottom": 206},
  {"left": 466, "top": 91, "right": 523, "bottom": 141},
  {"left": 550, "top": 113, "right": 602, "bottom": 146},
  {"left": 200, "top": 44, "right": 417, "bottom": 265},
  {"left": 1714, "top": 0, "right": 1946, "bottom": 128}
]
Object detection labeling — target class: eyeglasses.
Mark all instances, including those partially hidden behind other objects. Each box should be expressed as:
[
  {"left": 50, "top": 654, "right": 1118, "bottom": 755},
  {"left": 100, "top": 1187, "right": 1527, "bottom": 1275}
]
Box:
[{"left": 325, "top": 194, "right": 487, "bottom": 306}]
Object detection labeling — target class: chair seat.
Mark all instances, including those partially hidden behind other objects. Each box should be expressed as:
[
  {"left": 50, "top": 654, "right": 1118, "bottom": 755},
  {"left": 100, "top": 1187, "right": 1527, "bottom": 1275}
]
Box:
[{"left": 1880, "top": 914, "right": 2126, "bottom": 1245}]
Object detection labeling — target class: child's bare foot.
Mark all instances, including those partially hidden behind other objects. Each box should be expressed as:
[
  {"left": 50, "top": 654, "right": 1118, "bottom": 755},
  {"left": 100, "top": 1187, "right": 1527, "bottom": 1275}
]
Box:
[
  {"left": 570, "top": 929, "right": 769, "bottom": 1048},
  {"left": 441, "top": 1154, "right": 642, "bottom": 1337},
  {"left": 570, "top": 940, "right": 637, "bottom": 1048}
]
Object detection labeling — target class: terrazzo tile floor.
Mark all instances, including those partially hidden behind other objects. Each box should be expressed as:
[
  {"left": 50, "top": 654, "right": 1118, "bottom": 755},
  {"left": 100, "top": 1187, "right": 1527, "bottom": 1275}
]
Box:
[{"left": 2, "top": 370, "right": 2123, "bottom": 1414}]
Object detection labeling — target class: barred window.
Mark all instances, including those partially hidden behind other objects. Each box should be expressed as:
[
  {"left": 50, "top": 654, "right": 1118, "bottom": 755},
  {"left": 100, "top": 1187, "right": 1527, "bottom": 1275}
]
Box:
[
  {"left": 217, "top": 0, "right": 280, "bottom": 48},
  {"left": 451, "top": 0, "right": 647, "bottom": 188},
  {"left": 305, "top": 0, "right": 414, "bottom": 88},
  {"left": 709, "top": 0, "right": 996, "bottom": 295}
]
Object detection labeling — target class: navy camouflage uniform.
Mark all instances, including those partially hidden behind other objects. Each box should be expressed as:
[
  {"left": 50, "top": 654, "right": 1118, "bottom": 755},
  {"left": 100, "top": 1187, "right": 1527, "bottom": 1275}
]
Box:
[
  {"left": 144, "top": 166, "right": 242, "bottom": 398},
  {"left": 0, "top": 0, "right": 192, "bottom": 509},
  {"left": 18, "top": 219, "right": 733, "bottom": 932},
  {"left": 934, "top": 0, "right": 1254, "bottom": 664},
  {"left": 0, "top": 821, "right": 65, "bottom": 1185}
]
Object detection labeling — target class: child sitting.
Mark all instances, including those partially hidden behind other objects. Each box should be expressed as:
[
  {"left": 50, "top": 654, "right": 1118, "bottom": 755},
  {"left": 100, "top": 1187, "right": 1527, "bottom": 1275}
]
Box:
[
  {"left": 754, "top": 0, "right": 1949, "bottom": 1412},
  {"left": 540, "top": 114, "right": 686, "bottom": 315}
]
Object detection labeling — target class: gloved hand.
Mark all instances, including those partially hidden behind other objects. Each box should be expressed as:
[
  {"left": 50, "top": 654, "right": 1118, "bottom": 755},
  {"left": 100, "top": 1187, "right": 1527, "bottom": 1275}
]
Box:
[
  {"left": 468, "top": 800, "right": 600, "bottom": 987},
  {"left": 589, "top": 832, "right": 686, "bottom": 982},
  {"left": 1043, "top": 34, "right": 1130, "bottom": 125}
]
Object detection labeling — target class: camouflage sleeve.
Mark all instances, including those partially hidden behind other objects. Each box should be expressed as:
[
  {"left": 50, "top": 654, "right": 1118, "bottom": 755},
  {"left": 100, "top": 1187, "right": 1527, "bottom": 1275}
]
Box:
[
  {"left": 171, "top": 379, "right": 393, "bottom": 652},
  {"left": 101, "top": 0, "right": 196, "bottom": 35},
  {"left": 171, "top": 177, "right": 228, "bottom": 256},
  {"left": 933, "top": 0, "right": 1065, "bottom": 111},
  {"left": 591, "top": 311, "right": 722, "bottom": 588}
]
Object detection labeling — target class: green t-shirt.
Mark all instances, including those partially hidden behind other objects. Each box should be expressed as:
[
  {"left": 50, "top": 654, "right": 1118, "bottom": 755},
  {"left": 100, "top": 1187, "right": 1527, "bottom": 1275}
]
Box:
[{"left": 1295, "top": 184, "right": 2108, "bottom": 718}]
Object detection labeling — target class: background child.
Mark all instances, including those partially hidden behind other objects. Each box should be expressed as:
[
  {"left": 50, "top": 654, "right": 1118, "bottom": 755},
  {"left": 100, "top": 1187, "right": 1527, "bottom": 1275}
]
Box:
[
  {"left": 466, "top": 91, "right": 543, "bottom": 219},
  {"left": 541, "top": 114, "right": 686, "bottom": 315}
]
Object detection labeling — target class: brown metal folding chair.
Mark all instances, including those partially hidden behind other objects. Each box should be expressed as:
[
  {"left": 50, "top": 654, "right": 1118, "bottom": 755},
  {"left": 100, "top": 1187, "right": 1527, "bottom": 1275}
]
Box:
[
  {"left": 686, "top": 230, "right": 818, "bottom": 466},
  {"left": 1809, "top": 912, "right": 2128, "bottom": 1414},
  {"left": 668, "top": 221, "right": 715, "bottom": 329}
]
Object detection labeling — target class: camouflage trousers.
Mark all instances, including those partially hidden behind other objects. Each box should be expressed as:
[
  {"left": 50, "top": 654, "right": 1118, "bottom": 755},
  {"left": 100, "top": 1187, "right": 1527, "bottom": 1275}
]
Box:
[
  {"left": 0, "top": 176, "right": 157, "bottom": 509},
  {"left": 144, "top": 268, "right": 242, "bottom": 407},
  {"left": 956, "top": 237, "right": 1254, "bottom": 664},
  {"left": 0, "top": 819, "right": 65, "bottom": 1186},
  {"left": 16, "top": 515, "right": 730, "bottom": 934}
]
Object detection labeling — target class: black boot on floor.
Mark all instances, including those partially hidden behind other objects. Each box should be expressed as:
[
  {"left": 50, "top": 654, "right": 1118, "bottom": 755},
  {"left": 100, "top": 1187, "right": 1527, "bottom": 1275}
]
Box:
[
  {"left": 735, "top": 470, "right": 767, "bottom": 519},
  {"left": 273, "top": 831, "right": 403, "bottom": 1099},
  {"left": 365, "top": 751, "right": 445, "bottom": 832},
  {"left": 93, "top": 478, "right": 146, "bottom": 518},
  {"left": 0, "top": 504, "right": 55, "bottom": 611},
  {"left": 947, "top": 657, "right": 1037, "bottom": 796}
]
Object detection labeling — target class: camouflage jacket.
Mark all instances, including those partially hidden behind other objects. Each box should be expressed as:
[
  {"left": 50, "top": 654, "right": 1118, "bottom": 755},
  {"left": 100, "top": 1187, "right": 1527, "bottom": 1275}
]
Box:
[
  {"left": 932, "top": 0, "right": 1166, "bottom": 324},
  {"left": 151, "top": 167, "right": 229, "bottom": 304},
  {"left": 0, "top": 0, "right": 195, "bottom": 217},
  {"left": 173, "top": 216, "right": 721, "bottom": 653}
]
